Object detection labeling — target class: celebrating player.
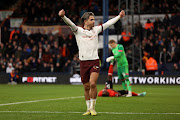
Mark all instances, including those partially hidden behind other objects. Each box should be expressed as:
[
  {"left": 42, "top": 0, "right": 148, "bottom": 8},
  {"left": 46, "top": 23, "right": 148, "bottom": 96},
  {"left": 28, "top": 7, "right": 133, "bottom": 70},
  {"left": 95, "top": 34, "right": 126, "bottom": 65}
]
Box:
[
  {"left": 59, "top": 9, "right": 125, "bottom": 116},
  {"left": 106, "top": 40, "right": 132, "bottom": 97}
]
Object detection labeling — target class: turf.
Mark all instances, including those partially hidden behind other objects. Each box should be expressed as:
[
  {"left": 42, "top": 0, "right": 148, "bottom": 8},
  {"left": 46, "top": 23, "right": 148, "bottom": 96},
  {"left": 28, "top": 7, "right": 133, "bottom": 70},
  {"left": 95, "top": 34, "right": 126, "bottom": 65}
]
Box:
[{"left": 0, "top": 84, "right": 180, "bottom": 120}]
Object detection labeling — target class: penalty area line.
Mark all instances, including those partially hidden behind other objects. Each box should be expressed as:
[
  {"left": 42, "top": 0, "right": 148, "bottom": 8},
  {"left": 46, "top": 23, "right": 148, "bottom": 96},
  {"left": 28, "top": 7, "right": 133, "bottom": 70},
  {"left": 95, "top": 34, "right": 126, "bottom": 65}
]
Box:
[
  {"left": 0, "top": 96, "right": 84, "bottom": 106},
  {"left": 0, "top": 111, "right": 179, "bottom": 115}
]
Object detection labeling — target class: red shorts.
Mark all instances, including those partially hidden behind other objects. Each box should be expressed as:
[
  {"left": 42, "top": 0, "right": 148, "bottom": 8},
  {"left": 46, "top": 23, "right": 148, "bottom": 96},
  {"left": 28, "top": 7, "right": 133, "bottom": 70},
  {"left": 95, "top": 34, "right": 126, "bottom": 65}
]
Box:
[{"left": 80, "top": 59, "right": 100, "bottom": 84}]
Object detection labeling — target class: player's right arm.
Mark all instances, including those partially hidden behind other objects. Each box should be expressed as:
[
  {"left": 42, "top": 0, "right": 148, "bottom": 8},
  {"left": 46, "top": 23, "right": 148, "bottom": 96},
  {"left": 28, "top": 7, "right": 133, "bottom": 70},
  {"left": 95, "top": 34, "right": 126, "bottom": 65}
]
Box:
[{"left": 58, "top": 9, "right": 78, "bottom": 32}]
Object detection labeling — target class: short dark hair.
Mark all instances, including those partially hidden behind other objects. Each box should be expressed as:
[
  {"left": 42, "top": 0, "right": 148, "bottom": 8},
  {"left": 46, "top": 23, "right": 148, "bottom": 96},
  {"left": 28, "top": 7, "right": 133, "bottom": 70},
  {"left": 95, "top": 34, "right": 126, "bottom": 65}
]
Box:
[
  {"left": 81, "top": 12, "right": 94, "bottom": 22},
  {"left": 108, "top": 40, "right": 116, "bottom": 44}
]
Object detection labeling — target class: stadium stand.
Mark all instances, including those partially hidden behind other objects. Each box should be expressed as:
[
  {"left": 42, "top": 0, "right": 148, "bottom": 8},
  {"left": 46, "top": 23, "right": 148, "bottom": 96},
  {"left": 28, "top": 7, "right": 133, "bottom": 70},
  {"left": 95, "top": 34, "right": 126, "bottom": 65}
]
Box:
[{"left": 0, "top": 0, "right": 179, "bottom": 76}]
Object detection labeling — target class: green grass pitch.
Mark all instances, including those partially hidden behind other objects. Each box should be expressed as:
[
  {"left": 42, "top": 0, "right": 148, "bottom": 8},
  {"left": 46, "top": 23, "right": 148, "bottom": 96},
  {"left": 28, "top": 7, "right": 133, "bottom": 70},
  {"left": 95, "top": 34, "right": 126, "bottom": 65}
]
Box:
[{"left": 0, "top": 84, "right": 180, "bottom": 120}]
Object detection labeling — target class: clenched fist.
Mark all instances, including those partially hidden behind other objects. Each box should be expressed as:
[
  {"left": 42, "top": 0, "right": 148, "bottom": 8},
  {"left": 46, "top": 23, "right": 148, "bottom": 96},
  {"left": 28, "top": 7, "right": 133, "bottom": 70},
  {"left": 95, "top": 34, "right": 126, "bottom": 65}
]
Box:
[
  {"left": 58, "top": 9, "right": 65, "bottom": 17},
  {"left": 119, "top": 10, "right": 125, "bottom": 18}
]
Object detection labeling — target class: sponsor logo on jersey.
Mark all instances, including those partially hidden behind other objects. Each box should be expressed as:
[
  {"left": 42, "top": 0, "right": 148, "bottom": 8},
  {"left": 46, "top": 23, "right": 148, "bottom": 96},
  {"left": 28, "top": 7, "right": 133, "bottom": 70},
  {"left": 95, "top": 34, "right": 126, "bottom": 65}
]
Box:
[{"left": 118, "top": 50, "right": 123, "bottom": 52}]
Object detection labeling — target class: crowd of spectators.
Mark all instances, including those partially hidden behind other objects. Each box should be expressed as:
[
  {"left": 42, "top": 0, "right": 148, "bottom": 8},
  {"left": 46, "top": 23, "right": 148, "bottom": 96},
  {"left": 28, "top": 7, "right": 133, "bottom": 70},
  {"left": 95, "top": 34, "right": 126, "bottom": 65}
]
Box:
[
  {"left": 0, "top": 0, "right": 179, "bottom": 76},
  {"left": 0, "top": 28, "right": 79, "bottom": 75},
  {"left": 131, "top": 14, "right": 180, "bottom": 74},
  {"left": 11, "top": 0, "right": 179, "bottom": 25}
]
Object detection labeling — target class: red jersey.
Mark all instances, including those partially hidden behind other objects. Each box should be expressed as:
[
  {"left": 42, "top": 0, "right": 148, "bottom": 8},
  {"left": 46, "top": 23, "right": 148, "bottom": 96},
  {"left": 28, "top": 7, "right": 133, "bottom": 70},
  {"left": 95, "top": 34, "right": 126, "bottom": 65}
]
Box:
[{"left": 98, "top": 89, "right": 119, "bottom": 97}]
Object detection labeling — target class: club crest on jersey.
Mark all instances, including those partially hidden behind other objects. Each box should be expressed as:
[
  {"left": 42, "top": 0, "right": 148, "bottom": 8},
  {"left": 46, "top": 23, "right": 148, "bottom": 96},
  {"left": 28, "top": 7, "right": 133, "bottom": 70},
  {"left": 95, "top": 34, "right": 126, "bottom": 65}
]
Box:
[{"left": 93, "top": 66, "right": 99, "bottom": 70}]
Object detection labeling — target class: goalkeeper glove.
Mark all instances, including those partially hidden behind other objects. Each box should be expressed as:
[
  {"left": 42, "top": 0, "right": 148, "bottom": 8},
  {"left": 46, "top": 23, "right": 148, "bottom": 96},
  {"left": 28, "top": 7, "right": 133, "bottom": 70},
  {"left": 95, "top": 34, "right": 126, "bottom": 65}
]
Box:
[{"left": 106, "top": 56, "right": 114, "bottom": 62}]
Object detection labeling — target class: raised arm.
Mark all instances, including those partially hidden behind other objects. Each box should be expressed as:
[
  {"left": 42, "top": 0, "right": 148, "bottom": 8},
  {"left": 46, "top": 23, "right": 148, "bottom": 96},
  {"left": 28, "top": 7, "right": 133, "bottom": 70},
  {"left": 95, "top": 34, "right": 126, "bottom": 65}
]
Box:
[
  {"left": 58, "top": 9, "right": 78, "bottom": 32},
  {"left": 103, "top": 10, "right": 125, "bottom": 31}
]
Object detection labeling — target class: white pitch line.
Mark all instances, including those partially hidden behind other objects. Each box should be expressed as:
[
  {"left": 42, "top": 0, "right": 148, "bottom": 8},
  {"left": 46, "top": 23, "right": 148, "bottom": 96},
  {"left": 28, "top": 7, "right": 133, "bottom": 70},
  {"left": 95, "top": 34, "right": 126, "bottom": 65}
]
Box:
[
  {"left": 0, "top": 111, "right": 179, "bottom": 115},
  {"left": 0, "top": 96, "right": 84, "bottom": 106}
]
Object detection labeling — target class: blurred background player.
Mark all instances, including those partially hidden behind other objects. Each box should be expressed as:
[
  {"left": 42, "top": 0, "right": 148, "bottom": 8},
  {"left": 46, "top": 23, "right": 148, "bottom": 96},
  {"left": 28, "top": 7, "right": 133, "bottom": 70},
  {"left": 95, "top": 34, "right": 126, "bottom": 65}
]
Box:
[
  {"left": 59, "top": 9, "right": 125, "bottom": 116},
  {"left": 98, "top": 88, "right": 146, "bottom": 97},
  {"left": 106, "top": 40, "right": 132, "bottom": 97}
]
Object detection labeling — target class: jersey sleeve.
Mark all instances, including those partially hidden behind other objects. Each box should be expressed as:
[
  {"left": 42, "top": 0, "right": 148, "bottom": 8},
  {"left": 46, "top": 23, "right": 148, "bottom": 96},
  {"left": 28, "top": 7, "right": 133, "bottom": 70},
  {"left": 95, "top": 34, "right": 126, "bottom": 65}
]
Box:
[
  {"left": 114, "top": 45, "right": 124, "bottom": 59},
  {"left": 94, "top": 25, "right": 103, "bottom": 34},
  {"left": 61, "top": 16, "right": 78, "bottom": 33}
]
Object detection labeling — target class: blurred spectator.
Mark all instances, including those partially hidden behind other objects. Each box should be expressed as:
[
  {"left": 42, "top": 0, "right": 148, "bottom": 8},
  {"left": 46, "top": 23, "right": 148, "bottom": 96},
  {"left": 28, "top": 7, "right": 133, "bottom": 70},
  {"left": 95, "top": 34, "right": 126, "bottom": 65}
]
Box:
[
  {"left": 9, "top": 29, "right": 19, "bottom": 40},
  {"left": 50, "top": 64, "right": 54, "bottom": 72},
  {"left": 145, "top": 57, "right": 158, "bottom": 75},
  {"left": 37, "top": 58, "right": 43, "bottom": 71},
  {"left": 163, "top": 14, "right": 170, "bottom": 29},
  {"left": 144, "top": 19, "right": 154, "bottom": 30},
  {"left": 159, "top": 48, "right": 172, "bottom": 64},
  {"left": 134, "top": 22, "right": 143, "bottom": 39},
  {"left": 174, "top": 39, "right": 180, "bottom": 63},
  {"left": 23, "top": 60, "right": 30, "bottom": 72},
  {"left": 15, "top": 47, "right": 22, "bottom": 59},
  {"left": 30, "top": 57, "right": 37, "bottom": 72},
  {"left": 37, "top": 48, "right": 43, "bottom": 59},
  {"left": 71, "top": 56, "right": 80, "bottom": 74},
  {"left": 64, "top": 59, "right": 71, "bottom": 73},
  {"left": 54, "top": 62, "right": 61, "bottom": 72},
  {"left": 154, "top": 18, "right": 162, "bottom": 31},
  {"left": 120, "top": 30, "right": 132, "bottom": 47},
  {"left": 41, "top": 62, "right": 50, "bottom": 72},
  {"left": 60, "top": 43, "right": 70, "bottom": 58},
  {"left": 17, "top": 62, "right": 24, "bottom": 75},
  {"left": 168, "top": 39, "right": 176, "bottom": 62},
  {"left": 142, "top": 51, "right": 149, "bottom": 68},
  {"left": 0, "top": 43, "right": 6, "bottom": 56},
  {"left": 42, "top": 48, "right": 52, "bottom": 63},
  {"left": 1, "top": 27, "right": 10, "bottom": 44},
  {"left": 6, "top": 44, "right": 14, "bottom": 57},
  {"left": 149, "top": 4, "right": 158, "bottom": 14},
  {"left": 21, "top": 47, "right": 30, "bottom": 60},
  {"left": 0, "top": 64, "right": 6, "bottom": 72},
  {"left": 6, "top": 63, "right": 14, "bottom": 74},
  {"left": 159, "top": 48, "right": 172, "bottom": 74},
  {"left": 30, "top": 46, "right": 38, "bottom": 58},
  {"left": 8, "top": 69, "right": 19, "bottom": 84},
  {"left": 173, "top": 63, "right": 179, "bottom": 72},
  {"left": 52, "top": 43, "right": 60, "bottom": 55}
]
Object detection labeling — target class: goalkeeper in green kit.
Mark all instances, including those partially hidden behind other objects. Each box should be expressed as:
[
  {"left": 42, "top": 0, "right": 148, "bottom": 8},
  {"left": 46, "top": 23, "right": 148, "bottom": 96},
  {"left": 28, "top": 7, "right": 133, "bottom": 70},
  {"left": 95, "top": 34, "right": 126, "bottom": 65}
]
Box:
[{"left": 106, "top": 40, "right": 132, "bottom": 97}]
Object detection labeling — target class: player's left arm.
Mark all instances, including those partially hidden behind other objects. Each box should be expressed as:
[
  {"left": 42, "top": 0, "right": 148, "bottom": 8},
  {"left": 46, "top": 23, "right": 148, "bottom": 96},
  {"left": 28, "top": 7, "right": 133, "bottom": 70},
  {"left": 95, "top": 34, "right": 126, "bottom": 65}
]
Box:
[{"left": 102, "top": 10, "right": 125, "bottom": 31}]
